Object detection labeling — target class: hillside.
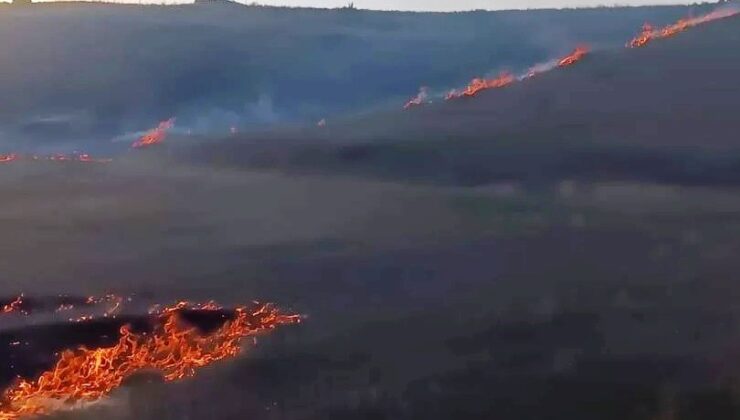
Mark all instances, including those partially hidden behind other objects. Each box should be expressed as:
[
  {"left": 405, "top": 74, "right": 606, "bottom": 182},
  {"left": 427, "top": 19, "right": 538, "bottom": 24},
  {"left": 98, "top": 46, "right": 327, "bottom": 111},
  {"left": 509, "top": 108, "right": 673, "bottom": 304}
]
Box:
[
  {"left": 182, "top": 12, "right": 740, "bottom": 186},
  {"left": 3, "top": 5, "right": 740, "bottom": 420},
  {"left": 0, "top": 1, "right": 712, "bottom": 152}
]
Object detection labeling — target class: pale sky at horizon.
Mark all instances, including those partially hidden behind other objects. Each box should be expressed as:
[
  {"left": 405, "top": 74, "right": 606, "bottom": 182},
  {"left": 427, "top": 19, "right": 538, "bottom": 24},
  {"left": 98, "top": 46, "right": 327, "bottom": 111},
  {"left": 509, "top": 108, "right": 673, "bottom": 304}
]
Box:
[
  {"left": 241, "top": 0, "right": 692, "bottom": 11},
  {"left": 7, "top": 0, "right": 698, "bottom": 11}
]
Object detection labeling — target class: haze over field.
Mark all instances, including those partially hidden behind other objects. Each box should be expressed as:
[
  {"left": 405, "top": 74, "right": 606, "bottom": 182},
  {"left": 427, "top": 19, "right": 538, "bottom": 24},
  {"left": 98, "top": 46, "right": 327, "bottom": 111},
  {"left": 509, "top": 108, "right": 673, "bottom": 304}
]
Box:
[{"left": 0, "top": 1, "right": 713, "bottom": 153}]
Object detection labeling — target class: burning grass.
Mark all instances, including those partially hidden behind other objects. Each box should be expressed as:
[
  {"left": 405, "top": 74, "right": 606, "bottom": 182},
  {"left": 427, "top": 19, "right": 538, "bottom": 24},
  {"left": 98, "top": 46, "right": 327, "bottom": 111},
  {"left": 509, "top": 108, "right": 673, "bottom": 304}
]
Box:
[
  {"left": 0, "top": 301, "right": 301, "bottom": 419},
  {"left": 445, "top": 72, "right": 515, "bottom": 100},
  {"left": 404, "top": 45, "right": 590, "bottom": 108},
  {"left": 628, "top": 6, "right": 740, "bottom": 48},
  {"left": 131, "top": 118, "right": 176, "bottom": 149},
  {"left": 1, "top": 297, "right": 24, "bottom": 315}
]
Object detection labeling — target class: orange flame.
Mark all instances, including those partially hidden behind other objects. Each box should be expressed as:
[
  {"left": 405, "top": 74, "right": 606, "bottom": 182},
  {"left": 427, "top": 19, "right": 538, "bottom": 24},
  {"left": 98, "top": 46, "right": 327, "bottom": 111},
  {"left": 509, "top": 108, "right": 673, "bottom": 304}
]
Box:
[
  {"left": 2, "top": 294, "right": 125, "bottom": 320},
  {"left": 1, "top": 296, "right": 24, "bottom": 315},
  {"left": 406, "top": 44, "right": 588, "bottom": 106},
  {"left": 85, "top": 294, "right": 125, "bottom": 315},
  {"left": 131, "top": 118, "right": 176, "bottom": 149},
  {"left": 0, "top": 302, "right": 300, "bottom": 419},
  {"left": 446, "top": 72, "right": 515, "bottom": 100},
  {"left": 628, "top": 7, "right": 740, "bottom": 48},
  {"left": 557, "top": 45, "right": 590, "bottom": 67}
]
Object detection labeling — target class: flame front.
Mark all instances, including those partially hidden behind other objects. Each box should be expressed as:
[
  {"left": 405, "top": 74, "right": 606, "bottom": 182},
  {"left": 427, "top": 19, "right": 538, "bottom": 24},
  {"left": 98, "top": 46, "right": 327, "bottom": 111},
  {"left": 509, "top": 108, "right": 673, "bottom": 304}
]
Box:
[
  {"left": 402, "top": 43, "right": 590, "bottom": 107},
  {"left": 0, "top": 302, "right": 300, "bottom": 419},
  {"left": 557, "top": 45, "right": 590, "bottom": 67},
  {"left": 131, "top": 118, "right": 176, "bottom": 149},
  {"left": 446, "top": 72, "right": 515, "bottom": 100},
  {"left": 628, "top": 7, "right": 740, "bottom": 48},
  {"left": 1, "top": 296, "right": 24, "bottom": 314}
]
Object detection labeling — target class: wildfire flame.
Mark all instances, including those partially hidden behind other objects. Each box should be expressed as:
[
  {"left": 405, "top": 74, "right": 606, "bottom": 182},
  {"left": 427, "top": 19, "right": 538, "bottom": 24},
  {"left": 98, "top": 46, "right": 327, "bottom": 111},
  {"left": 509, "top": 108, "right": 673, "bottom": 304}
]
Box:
[
  {"left": 557, "top": 45, "right": 590, "bottom": 67},
  {"left": 1, "top": 296, "right": 24, "bottom": 315},
  {"left": 628, "top": 7, "right": 740, "bottom": 48},
  {"left": 446, "top": 72, "right": 515, "bottom": 100},
  {"left": 0, "top": 302, "right": 301, "bottom": 419},
  {"left": 403, "top": 86, "right": 431, "bottom": 109},
  {"left": 131, "top": 118, "right": 176, "bottom": 149},
  {"left": 85, "top": 294, "right": 125, "bottom": 316},
  {"left": 522, "top": 45, "right": 591, "bottom": 80},
  {"left": 437, "top": 45, "right": 589, "bottom": 102}
]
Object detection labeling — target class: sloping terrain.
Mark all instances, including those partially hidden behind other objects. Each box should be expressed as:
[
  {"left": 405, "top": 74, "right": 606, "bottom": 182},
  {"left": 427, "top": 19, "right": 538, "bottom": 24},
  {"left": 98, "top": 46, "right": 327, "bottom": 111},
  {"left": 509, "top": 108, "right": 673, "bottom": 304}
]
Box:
[
  {"left": 0, "top": 2, "right": 709, "bottom": 151},
  {"left": 183, "top": 13, "right": 740, "bottom": 186},
  {"left": 2, "top": 5, "right": 740, "bottom": 420}
]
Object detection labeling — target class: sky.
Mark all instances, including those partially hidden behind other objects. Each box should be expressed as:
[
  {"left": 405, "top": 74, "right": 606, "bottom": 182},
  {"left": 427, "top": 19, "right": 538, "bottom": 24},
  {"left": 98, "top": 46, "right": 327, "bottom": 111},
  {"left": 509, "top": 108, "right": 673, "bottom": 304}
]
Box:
[
  {"left": 14, "top": 0, "right": 694, "bottom": 10},
  {"left": 246, "top": 0, "right": 689, "bottom": 11}
]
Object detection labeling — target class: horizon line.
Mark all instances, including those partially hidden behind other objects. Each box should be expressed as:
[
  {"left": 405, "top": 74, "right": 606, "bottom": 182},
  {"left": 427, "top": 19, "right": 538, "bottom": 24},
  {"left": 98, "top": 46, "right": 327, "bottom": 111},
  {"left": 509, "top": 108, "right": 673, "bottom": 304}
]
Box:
[{"left": 0, "top": 0, "right": 719, "bottom": 12}]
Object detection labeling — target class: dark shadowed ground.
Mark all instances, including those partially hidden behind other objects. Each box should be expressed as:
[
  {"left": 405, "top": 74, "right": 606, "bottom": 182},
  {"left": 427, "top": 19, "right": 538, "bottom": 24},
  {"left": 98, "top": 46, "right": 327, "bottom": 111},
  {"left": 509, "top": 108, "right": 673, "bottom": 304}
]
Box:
[{"left": 2, "top": 4, "right": 740, "bottom": 420}]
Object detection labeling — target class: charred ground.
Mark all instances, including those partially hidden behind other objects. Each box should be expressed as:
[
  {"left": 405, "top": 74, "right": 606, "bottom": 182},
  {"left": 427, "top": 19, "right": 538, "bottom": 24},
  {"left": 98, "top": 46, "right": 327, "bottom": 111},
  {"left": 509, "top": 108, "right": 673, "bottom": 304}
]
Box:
[{"left": 2, "top": 4, "right": 740, "bottom": 420}]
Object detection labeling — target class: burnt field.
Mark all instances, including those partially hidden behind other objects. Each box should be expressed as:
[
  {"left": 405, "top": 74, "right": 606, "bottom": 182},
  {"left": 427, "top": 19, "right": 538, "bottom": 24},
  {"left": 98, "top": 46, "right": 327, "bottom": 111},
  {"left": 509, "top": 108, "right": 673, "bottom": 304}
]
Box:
[
  {"left": 6, "top": 164, "right": 740, "bottom": 419},
  {"left": 2, "top": 4, "right": 740, "bottom": 420}
]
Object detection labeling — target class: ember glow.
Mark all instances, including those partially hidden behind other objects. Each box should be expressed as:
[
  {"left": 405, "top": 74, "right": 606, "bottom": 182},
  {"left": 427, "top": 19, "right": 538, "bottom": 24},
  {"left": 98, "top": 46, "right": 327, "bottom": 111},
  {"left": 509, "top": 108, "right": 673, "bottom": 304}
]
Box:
[
  {"left": 405, "top": 44, "right": 589, "bottom": 105},
  {"left": 67, "top": 295, "right": 127, "bottom": 322},
  {"left": 628, "top": 6, "right": 740, "bottom": 48},
  {"left": 0, "top": 154, "right": 18, "bottom": 163},
  {"left": 1, "top": 296, "right": 24, "bottom": 315},
  {"left": 131, "top": 118, "right": 176, "bottom": 149},
  {"left": 403, "top": 86, "right": 431, "bottom": 109},
  {"left": 445, "top": 72, "right": 515, "bottom": 100},
  {"left": 522, "top": 45, "right": 591, "bottom": 80},
  {"left": 0, "top": 302, "right": 301, "bottom": 419}
]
